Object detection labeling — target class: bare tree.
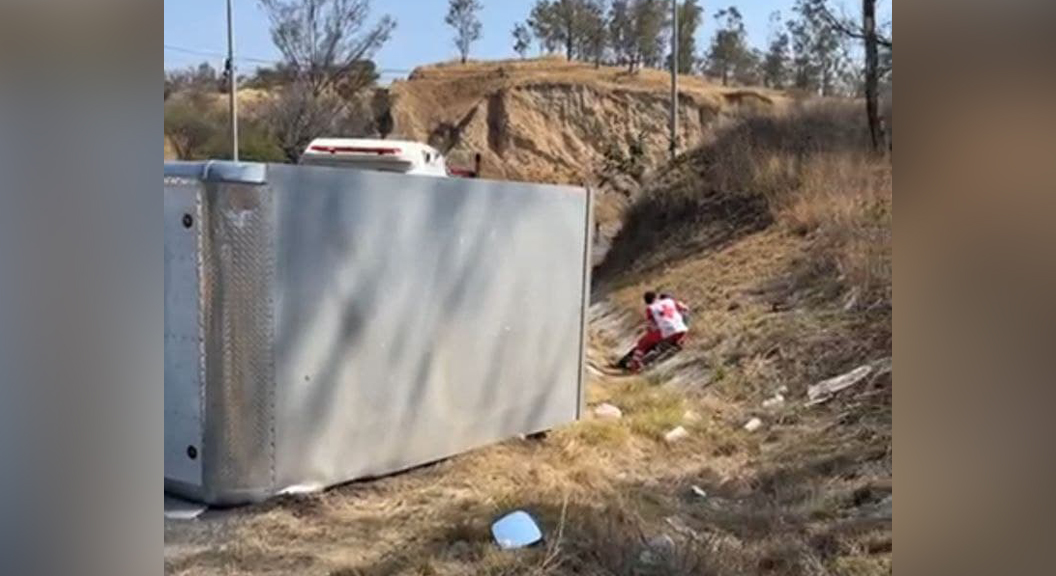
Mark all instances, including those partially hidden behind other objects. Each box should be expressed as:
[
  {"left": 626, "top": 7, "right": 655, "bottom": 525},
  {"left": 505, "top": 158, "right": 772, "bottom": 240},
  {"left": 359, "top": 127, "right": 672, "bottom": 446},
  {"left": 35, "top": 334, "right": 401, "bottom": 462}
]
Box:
[
  {"left": 446, "top": 0, "right": 484, "bottom": 64},
  {"left": 258, "top": 0, "right": 395, "bottom": 97},
  {"left": 263, "top": 87, "right": 345, "bottom": 162},
  {"left": 818, "top": 0, "right": 892, "bottom": 152},
  {"left": 257, "top": 0, "right": 395, "bottom": 161}
]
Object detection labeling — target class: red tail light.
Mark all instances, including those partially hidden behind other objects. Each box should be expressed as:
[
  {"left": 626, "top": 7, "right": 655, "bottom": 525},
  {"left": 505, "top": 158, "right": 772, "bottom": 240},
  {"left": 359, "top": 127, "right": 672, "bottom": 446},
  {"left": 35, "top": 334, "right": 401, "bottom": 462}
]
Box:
[
  {"left": 309, "top": 145, "right": 402, "bottom": 155},
  {"left": 447, "top": 167, "right": 476, "bottom": 178}
]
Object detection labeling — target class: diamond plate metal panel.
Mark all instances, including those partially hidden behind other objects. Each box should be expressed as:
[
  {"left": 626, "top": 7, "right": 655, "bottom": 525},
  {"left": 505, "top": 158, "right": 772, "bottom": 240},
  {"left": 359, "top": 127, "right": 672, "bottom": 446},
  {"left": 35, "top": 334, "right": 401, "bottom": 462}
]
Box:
[{"left": 200, "top": 182, "right": 276, "bottom": 500}]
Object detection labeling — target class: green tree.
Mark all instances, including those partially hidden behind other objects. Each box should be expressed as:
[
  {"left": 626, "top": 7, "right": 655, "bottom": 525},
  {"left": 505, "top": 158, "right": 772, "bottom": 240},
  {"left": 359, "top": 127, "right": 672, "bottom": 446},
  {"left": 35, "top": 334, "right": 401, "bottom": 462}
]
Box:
[
  {"left": 816, "top": 0, "right": 893, "bottom": 150},
  {"left": 446, "top": 0, "right": 483, "bottom": 64},
  {"left": 164, "top": 99, "right": 217, "bottom": 159},
  {"left": 762, "top": 11, "right": 791, "bottom": 88},
  {"left": 674, "top": 0, "right": 703, "bottom": 74},
  {"left": 528, "top": 1, "right": 560, "bottom": 54},
  {"left": 512, "top": 22, "right": 533, "bottom": 58},
  {"left": 579, "top": 0, "right": 609, "bottom": 67},
  {"left": 736, "top": 48, "right": 764, "bottom": 85},
  {"left": 164, "top": 97, "right": 284, "bottom": 162},
  {"left": 531, "top": 0, "right": 590, "bottom": 60},
  {"left": 705, "top": 7, "right": 751, "bottom": 86},
  {"left": 631, "top": 0, "right": 667, "bottom": 70},
  {"left": 787, "top": 0, "right": 848, "bottom": 96},
  {"left": 608, "top": 0, "right": 635, "bottom": 67}
]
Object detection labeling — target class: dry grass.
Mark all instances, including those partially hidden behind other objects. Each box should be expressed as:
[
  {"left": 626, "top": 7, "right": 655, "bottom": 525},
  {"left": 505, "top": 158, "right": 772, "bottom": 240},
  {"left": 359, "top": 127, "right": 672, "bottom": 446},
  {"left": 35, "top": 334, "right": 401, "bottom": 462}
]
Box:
[
  {"left": 596, "top": 99, "right": 873, "bottom": 284},
  {"left": 403, "top": 56, "right": 780, "bottom": 108},
  {"left": 779, "top": 155, "right": 892, "bottom": 311}
]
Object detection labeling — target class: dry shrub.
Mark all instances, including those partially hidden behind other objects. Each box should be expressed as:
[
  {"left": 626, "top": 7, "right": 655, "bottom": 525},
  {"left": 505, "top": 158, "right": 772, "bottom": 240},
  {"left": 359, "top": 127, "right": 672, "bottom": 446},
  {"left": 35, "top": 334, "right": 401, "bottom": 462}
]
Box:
[
  {"left": 595, "top": 98, "right": 876, "bottom": 287},
  {"left": 779, "top": 154, "right": 892, "bottom": 311}
]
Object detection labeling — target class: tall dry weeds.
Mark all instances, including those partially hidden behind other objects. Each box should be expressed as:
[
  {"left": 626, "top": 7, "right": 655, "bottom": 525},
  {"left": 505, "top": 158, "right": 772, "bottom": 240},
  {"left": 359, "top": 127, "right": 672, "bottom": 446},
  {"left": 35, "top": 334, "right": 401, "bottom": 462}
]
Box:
[
  {"left": 598, "top": 99, "right": 890, "bottom": 311},
  {"left": 780, "top": 154, "right": 892, "bottom": 312}
]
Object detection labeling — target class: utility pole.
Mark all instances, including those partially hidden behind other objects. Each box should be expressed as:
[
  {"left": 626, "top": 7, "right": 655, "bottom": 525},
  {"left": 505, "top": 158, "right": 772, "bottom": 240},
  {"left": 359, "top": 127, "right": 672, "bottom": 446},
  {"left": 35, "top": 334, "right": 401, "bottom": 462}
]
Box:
[
  {"left": 226, "top": 0, "right": 240, "bottom": 161},
  {"left": 669, "top": 0, "right": 678, "bottom": 160}
]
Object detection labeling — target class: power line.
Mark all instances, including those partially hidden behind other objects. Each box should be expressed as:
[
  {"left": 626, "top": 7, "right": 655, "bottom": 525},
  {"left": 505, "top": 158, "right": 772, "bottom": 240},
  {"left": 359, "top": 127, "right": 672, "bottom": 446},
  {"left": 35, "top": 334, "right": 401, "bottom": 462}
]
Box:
[
  {"left": 165, "top": 43, "right": 274, "bottom": 64},
  {"left": 164, "top": 44, "right": 411, "bottom": 75}
]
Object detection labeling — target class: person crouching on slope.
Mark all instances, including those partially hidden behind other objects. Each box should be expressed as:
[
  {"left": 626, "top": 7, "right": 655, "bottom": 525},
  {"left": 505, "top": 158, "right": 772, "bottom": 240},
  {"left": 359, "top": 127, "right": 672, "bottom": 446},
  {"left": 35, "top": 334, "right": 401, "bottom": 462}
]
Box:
[{"left": 627, "top": 290, "right": 690, "bottom": 372}]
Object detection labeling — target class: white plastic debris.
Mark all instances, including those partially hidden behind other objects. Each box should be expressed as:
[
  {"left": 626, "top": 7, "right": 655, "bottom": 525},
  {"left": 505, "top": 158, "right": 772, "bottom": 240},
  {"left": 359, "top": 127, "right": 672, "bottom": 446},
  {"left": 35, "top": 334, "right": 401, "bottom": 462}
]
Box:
[
  {"left": 762, "top": 394, "right": 785, "bottom": 409},
  {"left": 743, "top": 417, "right": 764, "bottom": 432},
  {"left": 664, "top": 426, "right": 690, "bottom": 443},
  {"left": 807, "top": 365, "right": 873, "bottom": 402},
  {"left": 491, "top": 510, "right": 543, "bottom": 550},
  {"left": 639, "top": 534, "right": 676, "bottom": 565},
  {"left": 842, "top": 288, "right": 860, "bottom": 311},
  {"left": 665, "top": 516, "right": 699, "bottom": 539},
  {"left": 594, "top": 403, "right": 623, "bottom": 420},
  {"left": 164, "top": 495, "right": 207, "bottom": 521},
  {"left": 690, "top": 485, "right": 708, "bottom": 499},
  {"left": 278, "top": 483, "right": 323, "bottom": 496}
]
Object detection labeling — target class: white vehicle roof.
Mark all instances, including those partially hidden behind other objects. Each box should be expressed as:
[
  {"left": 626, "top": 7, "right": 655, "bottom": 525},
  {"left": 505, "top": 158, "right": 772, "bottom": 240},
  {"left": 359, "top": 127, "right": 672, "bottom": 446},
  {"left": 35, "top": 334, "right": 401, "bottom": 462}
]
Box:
[{"left": 300, "top": 138, "right": 447, "bottom": 176}]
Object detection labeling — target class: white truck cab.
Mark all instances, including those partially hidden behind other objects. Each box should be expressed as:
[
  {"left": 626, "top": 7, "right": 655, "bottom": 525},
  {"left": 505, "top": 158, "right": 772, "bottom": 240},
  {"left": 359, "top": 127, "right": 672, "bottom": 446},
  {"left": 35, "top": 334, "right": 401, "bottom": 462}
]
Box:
[{"left": 299, "top": 138, "right": 449, "bottom": 177}]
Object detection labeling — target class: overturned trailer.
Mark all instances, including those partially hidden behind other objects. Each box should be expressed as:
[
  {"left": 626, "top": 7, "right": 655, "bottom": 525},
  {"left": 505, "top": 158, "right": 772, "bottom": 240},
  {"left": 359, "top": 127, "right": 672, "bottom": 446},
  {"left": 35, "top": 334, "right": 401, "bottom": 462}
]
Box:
[{"left": 164, "top": 161, "right": 592, "bottom": 506}]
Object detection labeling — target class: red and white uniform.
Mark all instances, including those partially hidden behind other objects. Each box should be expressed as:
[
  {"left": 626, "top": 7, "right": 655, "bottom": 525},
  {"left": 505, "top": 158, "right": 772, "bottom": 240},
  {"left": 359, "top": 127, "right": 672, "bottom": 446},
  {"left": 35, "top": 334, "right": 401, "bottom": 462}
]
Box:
[
  {"left": 648, "top": 297, "right": 689, "bottom": 338},
  {"left": 629, "top": 297, "right": 690, "bottom": 371}
]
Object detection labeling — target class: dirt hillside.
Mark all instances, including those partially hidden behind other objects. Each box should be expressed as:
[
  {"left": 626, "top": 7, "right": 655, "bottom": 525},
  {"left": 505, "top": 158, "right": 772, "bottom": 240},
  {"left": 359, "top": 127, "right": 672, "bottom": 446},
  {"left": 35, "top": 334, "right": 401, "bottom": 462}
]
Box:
[{"left": 385, "top": 57, "right": 782, "bottom": 185}]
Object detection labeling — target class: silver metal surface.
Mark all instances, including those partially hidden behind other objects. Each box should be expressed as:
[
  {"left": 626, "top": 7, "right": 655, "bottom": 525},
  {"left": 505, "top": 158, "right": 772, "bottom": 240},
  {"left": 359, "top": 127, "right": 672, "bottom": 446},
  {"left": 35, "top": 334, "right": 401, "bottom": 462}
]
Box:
[
  {"left": 165, "top": 160, "right": 266, "bottom": 184},
  {"left": 577, "top": 187, "right": 594, "bottom": 419},
  {"left": 199, "top": 180, "right": 276, "bottom": 502},
  {"left": 164, "top": 179, "right": 204, "bottom": 489},
  {"left": 164, "top": 161, "right": 592, "bottom": 505}
]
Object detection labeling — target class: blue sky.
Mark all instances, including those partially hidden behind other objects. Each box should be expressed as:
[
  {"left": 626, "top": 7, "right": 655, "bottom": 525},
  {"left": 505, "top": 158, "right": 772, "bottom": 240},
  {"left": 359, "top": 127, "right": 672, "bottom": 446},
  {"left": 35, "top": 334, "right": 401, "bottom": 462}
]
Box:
[{"left": 165, "top": 0, "right": 886, "bottom": 78}]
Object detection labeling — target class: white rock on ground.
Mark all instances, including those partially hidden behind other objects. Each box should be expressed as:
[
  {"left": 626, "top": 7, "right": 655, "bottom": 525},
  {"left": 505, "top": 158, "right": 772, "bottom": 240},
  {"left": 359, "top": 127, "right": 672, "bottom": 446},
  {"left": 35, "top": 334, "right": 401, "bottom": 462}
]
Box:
[
  {"left": 690, "top": 485, "right": 708, "bottom": 499},
  {"left": 743, "top": 417, "right": 764, "bottom": 432},
  {"left": 664, "top": 426, "right": 689, "bottom": 443},
  {"left": 593, "top": 403, "right": 623, "bottom": 419},
  {"left": 639, "top": 534, "right": 676, "bottom": 565},
  {"left": 807, "top": 365, "right": 873, "bottom": 402},
  {"left": 762, "top": 394, "right": 785, "bottom": 409},
  {"left": 665, "top": 516, "right": 699, "bottom": 539}
]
